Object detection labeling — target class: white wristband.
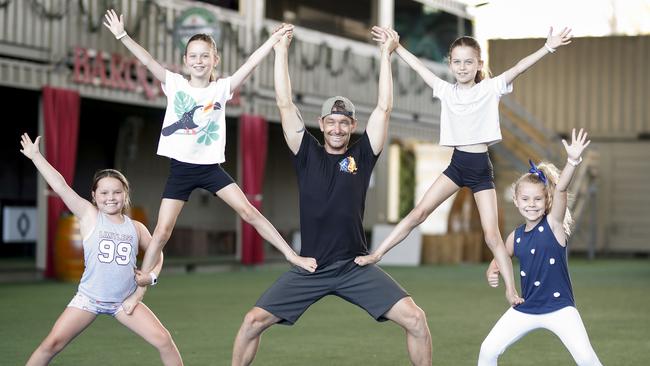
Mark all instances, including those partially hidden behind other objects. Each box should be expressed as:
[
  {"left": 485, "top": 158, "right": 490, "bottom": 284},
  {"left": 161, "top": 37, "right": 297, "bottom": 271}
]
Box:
[
  {"left": 149, "top": 272, "right": 158, "bottom": 286},
  {"left": 567, "top": 156, "right": 582, "bottom": 167},
  {"left": 544, "top": 43, "right": 556, "bottom": 53},
  {"left": 115, "top": 31, "right": 127, "bottom": 40}
]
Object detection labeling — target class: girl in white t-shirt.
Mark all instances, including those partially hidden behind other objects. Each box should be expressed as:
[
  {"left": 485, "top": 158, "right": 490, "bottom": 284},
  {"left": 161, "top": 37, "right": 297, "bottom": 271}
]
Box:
[
  {"left": 355, "top": 27, "right": 572, "bottom": 306},
  {"left": 103, "top": 10, "right": 317, "bottom": 284}
]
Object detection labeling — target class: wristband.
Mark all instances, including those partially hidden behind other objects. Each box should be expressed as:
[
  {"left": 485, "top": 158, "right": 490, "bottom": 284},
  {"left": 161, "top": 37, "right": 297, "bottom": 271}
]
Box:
[
  {"left": 149, "top": 272, "right": 158, "bottom": 286},
  {"left": 115, "top": 31, "right": 127, "bottom": 40},
  {"left": 567, "top": 156, "right": 582, "bottom": 167},
  {"left": 544, "top": 43, "right": 556, "bottom": 53}
]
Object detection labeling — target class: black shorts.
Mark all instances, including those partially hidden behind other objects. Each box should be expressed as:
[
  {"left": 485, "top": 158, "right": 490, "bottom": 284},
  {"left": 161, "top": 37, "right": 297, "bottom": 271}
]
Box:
[
  {"left": 442, "top": 149, "right": 495, "bottom": 193},
  {"left": 255, "top": 258, "right": 409, "bottom": 325},
  {"left": 162, "top": 159, "right": 235, "bottom": 201}
]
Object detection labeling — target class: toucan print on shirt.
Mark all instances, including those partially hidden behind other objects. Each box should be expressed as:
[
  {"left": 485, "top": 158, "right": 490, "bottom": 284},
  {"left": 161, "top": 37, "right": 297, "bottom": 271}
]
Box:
[{"left": 161, "top": 90, "right": 222, "bottom": 146}]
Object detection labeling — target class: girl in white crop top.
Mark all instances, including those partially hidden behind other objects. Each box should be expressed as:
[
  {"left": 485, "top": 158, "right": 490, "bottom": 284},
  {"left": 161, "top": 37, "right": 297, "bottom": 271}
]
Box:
[{"left": 355, "top": 27, "right": 572, "bottom": 307}]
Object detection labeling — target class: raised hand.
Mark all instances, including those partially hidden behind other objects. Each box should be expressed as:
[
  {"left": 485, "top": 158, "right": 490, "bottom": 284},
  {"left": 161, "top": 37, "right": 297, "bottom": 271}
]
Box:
[
  {"left": 371, "top": 26, "right": 399, "bottom": 54},
  {"left": 383, "top": 28, "right": 399, "bottom": 53},
  {"left": 288, "top": 253, "right": 317, "bottom": 273},
  {"left": 546, "top": 26, "right": 572, "bottom": 50},
  {"left": 562, "top": 128, "right": 590, "bottom": 161},
  {"left": 371, "top": 26, "right": 388, "bottom": 44},
  {"left": 273, "top": 28, "right": 293, "bottom": 51},
  {"left": 270, "top": 23, "right": 294, "bottom": 44},
  {"left": 354, "top": 253, "right": 381, "bottom": 266},
  {"left": 103, "top": 9, "right": 126, "bottom": 37},
  {"left": 19, "top": 133, "right": 41, "bottom": 160}
]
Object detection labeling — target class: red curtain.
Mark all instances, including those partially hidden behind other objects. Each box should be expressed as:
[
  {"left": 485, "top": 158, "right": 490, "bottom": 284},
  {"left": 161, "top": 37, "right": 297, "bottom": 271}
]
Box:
[
  {"left": 239, "top": 114, "right": 268, "bottom": 265},
  {"left": 42, "top": 87, "right": 80, "bottom": 278}
]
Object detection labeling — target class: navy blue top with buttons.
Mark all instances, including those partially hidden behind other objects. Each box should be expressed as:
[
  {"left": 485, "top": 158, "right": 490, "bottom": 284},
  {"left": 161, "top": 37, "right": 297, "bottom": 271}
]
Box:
[
  {"left": 513, "top": 215, "right": 575, "bottom": 314},
  {"left": 292, "top": 131, "right": 378, "bottom": 268}
]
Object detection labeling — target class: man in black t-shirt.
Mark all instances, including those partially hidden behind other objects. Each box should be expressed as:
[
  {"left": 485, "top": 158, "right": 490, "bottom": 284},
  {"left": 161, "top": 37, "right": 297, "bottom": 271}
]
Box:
[{"left": 232, "top": 27, "right": 432, "bottom": 366}]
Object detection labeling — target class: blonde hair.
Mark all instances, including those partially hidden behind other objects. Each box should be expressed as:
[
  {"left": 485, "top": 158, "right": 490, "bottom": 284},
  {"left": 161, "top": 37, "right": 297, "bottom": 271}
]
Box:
[
  {"left": 91, "top": 169, "right": 131, "bottom": 214},
  {"left": 512, "top": 162, "right": 574, "bottom": 236}
]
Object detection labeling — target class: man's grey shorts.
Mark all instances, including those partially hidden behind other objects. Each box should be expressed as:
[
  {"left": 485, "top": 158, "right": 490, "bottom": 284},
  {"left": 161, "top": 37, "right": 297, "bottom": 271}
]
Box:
[{"left": 255, "top": 258, "right": 409, "bottom": 325}]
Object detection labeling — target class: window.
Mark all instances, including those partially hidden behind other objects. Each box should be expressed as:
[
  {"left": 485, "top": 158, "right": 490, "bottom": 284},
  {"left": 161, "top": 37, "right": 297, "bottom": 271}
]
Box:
[
  {"left": 395, "top": 1, "right": 473, "bottom": 63},
  {"left": 195, "top": 0, "right": 239, "bottom": 11},
  {"left": 266, "top": 0, "right": 374, "bottom": 42}
]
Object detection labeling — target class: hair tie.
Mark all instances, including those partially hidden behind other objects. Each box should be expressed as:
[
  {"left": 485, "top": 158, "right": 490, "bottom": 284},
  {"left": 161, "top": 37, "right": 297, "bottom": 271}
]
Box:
[{"left": 528, "top": 160, "right": 548, "bottom": 185}]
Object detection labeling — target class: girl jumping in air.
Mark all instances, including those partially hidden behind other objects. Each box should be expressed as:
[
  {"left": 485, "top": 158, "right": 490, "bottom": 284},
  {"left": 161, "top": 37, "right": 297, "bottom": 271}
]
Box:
[
  {"left": 102, "top": 9, "right": 317, "bottom": 286},
  {"left": 478, "top": 128, "right": 602, "bottom": 365},
  {"left": 355, "top": 27, "right": 573, "bottom": 305},
  {"left": 21, "top": 134, "right": 183, "bottom": 366}
]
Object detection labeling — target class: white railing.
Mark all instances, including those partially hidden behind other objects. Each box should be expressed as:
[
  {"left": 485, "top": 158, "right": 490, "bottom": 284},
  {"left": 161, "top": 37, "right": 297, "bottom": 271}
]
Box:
[
  {"left": 257, "top": 19, "right": 450, "bottom": 125},
  {"left": 0, "top": 0, "right": 447, "bottom": 136}
]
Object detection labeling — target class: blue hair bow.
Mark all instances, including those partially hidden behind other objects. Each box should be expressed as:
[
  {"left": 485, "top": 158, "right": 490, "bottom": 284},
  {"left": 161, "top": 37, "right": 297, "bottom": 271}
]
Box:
[{"left": 528, "top": 159, "right": 547, "bottom": 185}]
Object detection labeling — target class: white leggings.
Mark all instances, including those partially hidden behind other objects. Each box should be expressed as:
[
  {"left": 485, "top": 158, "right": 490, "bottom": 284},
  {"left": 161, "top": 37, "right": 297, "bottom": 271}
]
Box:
[{"left": 478, "top": 306, "right": 602, "bottom": 366}]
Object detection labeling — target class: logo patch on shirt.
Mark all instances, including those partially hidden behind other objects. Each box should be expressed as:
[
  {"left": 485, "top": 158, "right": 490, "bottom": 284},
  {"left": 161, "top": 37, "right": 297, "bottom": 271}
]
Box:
[{"left": 338, "top": 156, "right": 358, "bottom": 174}]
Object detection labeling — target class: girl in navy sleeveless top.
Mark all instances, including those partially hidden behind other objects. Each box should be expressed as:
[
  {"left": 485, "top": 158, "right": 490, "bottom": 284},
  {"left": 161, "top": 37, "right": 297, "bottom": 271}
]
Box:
[{"left": 478, "top": 129, "right": 602, "bottom": 365}]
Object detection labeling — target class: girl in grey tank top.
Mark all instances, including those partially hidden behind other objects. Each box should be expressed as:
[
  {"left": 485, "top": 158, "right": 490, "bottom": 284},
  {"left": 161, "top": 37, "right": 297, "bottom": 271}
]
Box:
[{"left": 21, "top": 134, "right": 183, "bottom": 365}]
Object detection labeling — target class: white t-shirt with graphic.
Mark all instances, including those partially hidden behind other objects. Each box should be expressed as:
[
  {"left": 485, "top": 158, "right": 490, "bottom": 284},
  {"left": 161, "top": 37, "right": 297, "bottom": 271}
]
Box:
[
  {"left": 158, "top": 70, "right": 233, "bottom": 164},
  {"left": 432, "top": 74, "right": 513, "bottom": 147}
]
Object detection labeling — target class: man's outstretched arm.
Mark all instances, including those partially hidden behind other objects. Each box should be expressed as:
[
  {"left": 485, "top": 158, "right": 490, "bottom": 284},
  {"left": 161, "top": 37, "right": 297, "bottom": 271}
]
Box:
[
  {"left": 366, "top": 26, "right": 398, "bottom": 155},
  {"left": 274, "top": 30, "right": 304, "bottom": 155}
]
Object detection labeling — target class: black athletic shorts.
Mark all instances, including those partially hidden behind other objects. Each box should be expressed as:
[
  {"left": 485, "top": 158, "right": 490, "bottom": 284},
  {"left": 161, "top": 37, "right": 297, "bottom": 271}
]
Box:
[
  {"left": 442, "top": 148, "right": 495, "bottom": 193},
  {"left": 255, "top": 258, "right": 409, "bottom": 325},
  {"left": 162, "top": 159, "right": 235, "bottom": 201}
]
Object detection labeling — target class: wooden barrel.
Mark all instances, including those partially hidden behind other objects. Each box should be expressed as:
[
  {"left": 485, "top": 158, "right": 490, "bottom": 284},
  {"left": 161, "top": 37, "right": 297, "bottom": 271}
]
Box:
[
  {"left": 127, "top": 206, "right": 148, "bottom": 227},
  {"left": 54, "top": 214, "right": 84, "bottom": 282},
  {"left": 421, "top": 233, "right": 463, "bottom": 264}
]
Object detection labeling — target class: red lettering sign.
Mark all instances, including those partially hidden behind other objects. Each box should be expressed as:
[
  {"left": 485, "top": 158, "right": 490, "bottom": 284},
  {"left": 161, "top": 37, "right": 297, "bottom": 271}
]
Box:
[
  {"left": 71, "top": 48, "right": 239, "bottom": 104},
  {"left": 72, "top": 47, "right": 91, "bottom": 84},
  {"left": 72, "top": 47, "right": 170, "bottom": 100}
]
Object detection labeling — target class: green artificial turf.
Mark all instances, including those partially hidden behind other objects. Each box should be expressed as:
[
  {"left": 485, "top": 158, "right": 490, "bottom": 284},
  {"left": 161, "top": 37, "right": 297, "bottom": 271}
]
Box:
[{"left": 1, "top": 260, "right": 648, "bottom": 365}]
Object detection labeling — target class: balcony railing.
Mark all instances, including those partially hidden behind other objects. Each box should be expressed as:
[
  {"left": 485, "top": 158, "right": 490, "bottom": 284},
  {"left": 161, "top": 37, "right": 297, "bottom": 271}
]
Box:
[{"left": 0, "top": 0, "right": 447, "bottom": 136}]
